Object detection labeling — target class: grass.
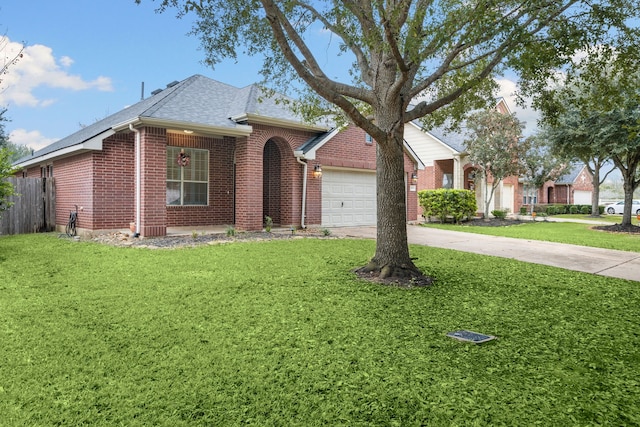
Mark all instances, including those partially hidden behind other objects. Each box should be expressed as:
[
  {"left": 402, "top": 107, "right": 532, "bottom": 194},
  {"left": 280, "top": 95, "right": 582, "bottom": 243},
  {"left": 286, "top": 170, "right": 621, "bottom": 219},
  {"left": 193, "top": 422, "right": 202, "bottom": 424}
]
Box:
[
  {"left": 423, "top": 219, "right": 640, "bottom": 252},
  {"left": 560, "top": 213, "right": 640, "bottom": 225},
  {"left": 1, "top": 233, "right": 640, "bottom": 426}
]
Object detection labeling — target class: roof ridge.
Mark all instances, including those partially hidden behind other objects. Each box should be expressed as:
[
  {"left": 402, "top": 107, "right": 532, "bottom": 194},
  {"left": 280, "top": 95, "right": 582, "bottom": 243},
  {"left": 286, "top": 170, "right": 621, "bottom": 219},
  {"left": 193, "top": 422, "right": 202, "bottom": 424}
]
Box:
[{"left": 141, "top": 75, "right": 200, "bottom": 117}]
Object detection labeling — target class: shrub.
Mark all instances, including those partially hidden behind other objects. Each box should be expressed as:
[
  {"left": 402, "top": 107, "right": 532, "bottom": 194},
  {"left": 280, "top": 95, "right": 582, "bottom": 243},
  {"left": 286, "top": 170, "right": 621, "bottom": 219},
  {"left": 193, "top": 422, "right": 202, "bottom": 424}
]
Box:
[
  {"left": 580, "top": 205, "right": 590, "bottom": 214},
  {"left": 225, "top": 226, "right": 236, "bottom": 237},
  {"left": 555, "top": 205, "right": 566, "bottom": 214},
  {"left": 598, "top": 205, "right": 605, "bottom": 215},
  {"left": 569, "top": 205, "right": 579, "bottom": 214},
  {"left": 264, "top": 215, "right": 273, "bottom": 232},
  {"left": 520, "top": 206, "right": 528, "bottom": 215},
  {"left": 546, "top": 206, "right": 556, "bottom": 215},
  {"left": 491, "top": 209, "right": 508, "bottom": 219},
  {"left": 418, "top": 189, "right": 477, "bottom": 224}
]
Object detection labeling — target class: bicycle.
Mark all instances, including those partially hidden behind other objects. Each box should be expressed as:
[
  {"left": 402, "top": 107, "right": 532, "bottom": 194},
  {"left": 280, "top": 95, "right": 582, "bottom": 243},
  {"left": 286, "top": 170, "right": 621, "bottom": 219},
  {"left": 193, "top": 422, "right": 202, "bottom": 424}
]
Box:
[{"left": 66, "top": 205, "right": 78, "bottom": 237}]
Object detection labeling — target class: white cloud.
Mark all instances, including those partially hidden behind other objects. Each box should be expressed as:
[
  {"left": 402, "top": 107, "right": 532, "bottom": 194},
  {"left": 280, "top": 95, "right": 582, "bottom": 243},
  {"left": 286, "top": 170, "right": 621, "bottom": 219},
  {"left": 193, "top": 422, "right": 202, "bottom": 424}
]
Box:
[
  {"left": 0, "top": 38, "right": 114, "bottom": 107},
  {"left": 60, "top": 56, "right": 74, "bottom": 67},
  {"left": 9, "top": 128, "right": 58, "bottom": 151},
  {"left": 495, "top": 77, "right": 539, "bottom": 136}
]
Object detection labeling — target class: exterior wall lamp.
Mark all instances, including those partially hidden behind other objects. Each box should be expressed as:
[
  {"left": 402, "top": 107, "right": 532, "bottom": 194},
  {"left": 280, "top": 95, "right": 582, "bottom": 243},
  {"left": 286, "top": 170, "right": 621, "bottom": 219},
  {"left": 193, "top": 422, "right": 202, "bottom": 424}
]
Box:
[
  {"left": 411, "top": 171, "right": 418, "bottom": 184},
  {"left": 313, "top": 164, "right": 323, "bottom": 178}
]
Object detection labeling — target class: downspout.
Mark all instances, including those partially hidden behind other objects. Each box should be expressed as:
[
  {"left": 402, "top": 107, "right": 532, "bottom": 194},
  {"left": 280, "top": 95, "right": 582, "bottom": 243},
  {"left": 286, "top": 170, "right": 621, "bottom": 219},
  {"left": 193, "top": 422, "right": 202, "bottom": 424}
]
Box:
[
  {"left": 129, "top": 124, "right": 141, "bottom": 237},
  {"left": 296, "top": 156, "right": 308, "bottom": 229}
]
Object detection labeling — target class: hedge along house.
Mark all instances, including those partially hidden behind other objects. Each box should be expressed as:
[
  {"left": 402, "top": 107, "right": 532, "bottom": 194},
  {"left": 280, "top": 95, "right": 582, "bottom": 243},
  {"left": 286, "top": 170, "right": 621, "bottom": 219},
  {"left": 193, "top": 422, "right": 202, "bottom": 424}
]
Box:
[
  {"left": 15, "top": 75, "right": 421, "bottom": 237},
  {"left": 525, "top": 163, "right": 594, "bottom": 207}
]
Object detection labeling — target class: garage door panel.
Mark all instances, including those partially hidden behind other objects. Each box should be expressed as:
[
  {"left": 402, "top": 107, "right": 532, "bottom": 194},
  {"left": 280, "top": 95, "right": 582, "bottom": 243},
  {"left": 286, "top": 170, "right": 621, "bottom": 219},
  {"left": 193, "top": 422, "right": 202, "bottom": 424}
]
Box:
[
  {"left": 574, "top": 190, "right": 592, "bottom": 205},
  {"left": 322, "top": 169, "right": 377, "bottom": 227}
]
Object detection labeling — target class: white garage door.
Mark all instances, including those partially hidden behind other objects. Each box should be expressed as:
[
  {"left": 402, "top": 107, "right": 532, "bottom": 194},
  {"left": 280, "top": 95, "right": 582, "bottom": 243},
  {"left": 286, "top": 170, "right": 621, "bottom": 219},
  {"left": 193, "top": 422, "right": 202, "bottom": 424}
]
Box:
[
  {"left": 574, "top": 190, "right": 592, "bottom": 205},
  {"left": 502, "top": 184, "right": 514, "bottom": 213},
  {"left": 322, "top": 169, "right": 377, "bottom": 227}
]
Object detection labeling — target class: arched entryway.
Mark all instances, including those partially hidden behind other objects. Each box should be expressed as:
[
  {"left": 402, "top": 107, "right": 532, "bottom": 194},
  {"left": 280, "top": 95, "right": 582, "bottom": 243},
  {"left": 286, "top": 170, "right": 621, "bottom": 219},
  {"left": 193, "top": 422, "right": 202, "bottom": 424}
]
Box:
[
  {"left": 263, "top": 139, "right": 282, "bottom": 226},
  {"left": 547, "top": 186, "right": 554, "bottom": 204}
]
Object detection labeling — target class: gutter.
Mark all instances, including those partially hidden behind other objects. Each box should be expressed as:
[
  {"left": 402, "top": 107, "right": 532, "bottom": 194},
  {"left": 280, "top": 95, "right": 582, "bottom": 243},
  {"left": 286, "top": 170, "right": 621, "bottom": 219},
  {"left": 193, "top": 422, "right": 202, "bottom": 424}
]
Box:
[
  {"left": 129, "top": 124, "right": 141, "bottom": 237},
  {"left": 15, "top": 130, "right": 113, "bottom": 169},
  {"left": 295, "top": 156, "right": 308, "bottom": 229},
  {"left": 114, "top": 117, "right": 253, "bottom": 137}
]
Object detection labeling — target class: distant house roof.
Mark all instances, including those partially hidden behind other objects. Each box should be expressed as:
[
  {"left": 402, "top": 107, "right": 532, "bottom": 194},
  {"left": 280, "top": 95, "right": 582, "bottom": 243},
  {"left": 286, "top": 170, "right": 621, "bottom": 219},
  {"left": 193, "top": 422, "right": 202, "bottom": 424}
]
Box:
[
  {"left": 555, "top": 164, "right": 587, "bottom": 185},
  {"left": 16, "top": 74, "right": 327, "bottom": 168}
]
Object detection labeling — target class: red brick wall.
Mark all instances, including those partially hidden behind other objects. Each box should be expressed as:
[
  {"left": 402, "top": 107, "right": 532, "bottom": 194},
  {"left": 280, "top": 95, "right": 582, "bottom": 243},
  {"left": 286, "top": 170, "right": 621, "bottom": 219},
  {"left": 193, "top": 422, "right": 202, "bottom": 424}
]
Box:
[
  {"left": 235, "top": 124, "right": 315, "bottom": 231},
  {"left": 92, "top": 133, "right": 135, "bottom": 230},
  {"left": 139, "top": 127, "right": 167, "bottom": 237},
  {"left": 554, "top": 185, "right": 570, "bottom": 204},
  {"left": 263, "top": 140, "right": 282, "bottom": 225},
  {"left": 53, "top": 153, "right": 95, "bottom": 232},
  {"left": 404, "top": 155, "right": 418, "bottom": 221},
  {"left": 165, "top": 133, "right": 235, "bottom": 227},
  {"left": 573, "top": 168, "right": 593, "bottom": 192},
  {"left": 316, "top": 126, "right": 377, "bottom": 170}
]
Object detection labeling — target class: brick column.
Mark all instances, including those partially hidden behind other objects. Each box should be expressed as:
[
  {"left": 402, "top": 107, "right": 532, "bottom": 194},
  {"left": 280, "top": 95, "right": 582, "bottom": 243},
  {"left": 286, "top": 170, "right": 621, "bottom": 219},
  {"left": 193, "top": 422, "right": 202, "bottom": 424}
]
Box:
[
  {"left": 234, "top": 135, "right": 263, "bottom": 230},
  {"left": 139, "top": 127, "right": 167, "bottom": 237}
]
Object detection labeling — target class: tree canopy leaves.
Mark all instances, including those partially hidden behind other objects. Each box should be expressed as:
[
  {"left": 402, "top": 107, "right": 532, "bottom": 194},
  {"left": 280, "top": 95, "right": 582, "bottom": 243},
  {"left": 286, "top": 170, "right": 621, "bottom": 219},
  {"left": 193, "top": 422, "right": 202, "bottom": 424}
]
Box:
[{"left": 464, "top": 109, "right": 524, "bottom": 218}]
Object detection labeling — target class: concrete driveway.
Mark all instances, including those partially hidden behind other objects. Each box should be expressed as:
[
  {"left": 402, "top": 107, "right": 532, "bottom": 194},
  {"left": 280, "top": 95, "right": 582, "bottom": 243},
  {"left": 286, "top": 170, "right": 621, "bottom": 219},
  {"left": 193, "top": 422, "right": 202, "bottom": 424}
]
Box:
[{"left": 330, "top": 224, "right": 640, "bottom": 283}]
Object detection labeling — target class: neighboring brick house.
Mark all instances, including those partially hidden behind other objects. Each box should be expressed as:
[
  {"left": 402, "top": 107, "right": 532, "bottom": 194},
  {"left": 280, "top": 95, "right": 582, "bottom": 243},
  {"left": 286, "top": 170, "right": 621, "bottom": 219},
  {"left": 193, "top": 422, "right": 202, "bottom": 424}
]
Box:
[
  {"left": 522, "top": 164, "right": 594, "bottom": 207},
  {"left": 406, "top": 98, "right": 520, "bottom": 216},
  {"left": 404, "top": 99, "right": 594, "bottom": 217},
  {"left": 14, "top": 75, "right": 420, "bottom": 236}
]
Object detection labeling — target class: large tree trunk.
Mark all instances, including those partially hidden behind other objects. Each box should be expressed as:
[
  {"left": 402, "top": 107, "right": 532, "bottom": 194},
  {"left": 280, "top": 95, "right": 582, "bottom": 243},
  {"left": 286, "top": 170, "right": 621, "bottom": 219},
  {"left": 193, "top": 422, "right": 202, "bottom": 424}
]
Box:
[
  {"left": 613, "top": 155, "right": 640, "bottom": 226},
  {"left": 590, "top": 165, "right": 601, "bottom": 217},
  {"left": 356, "top": 120, "right": 430, "bottom": 285},
  {"left": 372, "top": 133, "right": 414, "bottom": 274},
  {"left": 621, "top": 179, "right": 635, "bottom": 226}
]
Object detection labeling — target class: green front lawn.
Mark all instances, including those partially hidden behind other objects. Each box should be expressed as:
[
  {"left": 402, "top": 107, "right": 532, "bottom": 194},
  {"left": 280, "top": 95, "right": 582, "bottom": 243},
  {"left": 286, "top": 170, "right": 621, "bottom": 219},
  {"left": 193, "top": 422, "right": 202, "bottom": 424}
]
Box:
[
  {"left": 423, "top": 220, "right": 640, "bottom": 252},
  {"left": 1, "top": 234, "right": 639, "bottom": 426},
  {"left": 560, "top": 213, "right": 640, "bottom": 225}
]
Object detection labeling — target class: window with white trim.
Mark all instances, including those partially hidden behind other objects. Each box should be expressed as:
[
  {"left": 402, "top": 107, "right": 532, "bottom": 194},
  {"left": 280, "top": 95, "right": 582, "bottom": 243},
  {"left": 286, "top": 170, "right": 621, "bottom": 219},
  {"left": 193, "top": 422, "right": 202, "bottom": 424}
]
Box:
[{"left": 166, "top": 147, "right": 209, "bottom": 206}]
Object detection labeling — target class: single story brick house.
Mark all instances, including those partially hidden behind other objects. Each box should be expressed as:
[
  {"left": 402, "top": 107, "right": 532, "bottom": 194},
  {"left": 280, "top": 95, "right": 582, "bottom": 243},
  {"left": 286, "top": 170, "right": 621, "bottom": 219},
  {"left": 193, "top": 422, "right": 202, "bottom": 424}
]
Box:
[
  {"left": 15, "top": 75, "right": 421, "bottom": 236},
  {"left": 528, "top": 164, "right": 594, "bottom": 206}
]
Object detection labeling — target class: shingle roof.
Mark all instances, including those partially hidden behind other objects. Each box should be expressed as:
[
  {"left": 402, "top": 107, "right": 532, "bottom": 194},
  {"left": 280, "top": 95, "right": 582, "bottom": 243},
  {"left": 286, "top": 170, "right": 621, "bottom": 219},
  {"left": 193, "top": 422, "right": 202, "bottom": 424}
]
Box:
[
  {"left": 424, "top": 125, "right": 468, "bottom": 153},
  {"left": 555, "top": 164, "right": 585, "bottom": 185},
  {"left": 16, "top": 75, "right": 305, "bottom": 165}
]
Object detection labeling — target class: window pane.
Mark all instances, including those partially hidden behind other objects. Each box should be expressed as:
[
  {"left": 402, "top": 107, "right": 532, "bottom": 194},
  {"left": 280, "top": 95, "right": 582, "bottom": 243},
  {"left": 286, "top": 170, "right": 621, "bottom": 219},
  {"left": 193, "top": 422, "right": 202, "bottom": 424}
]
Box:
[
  {"left": 193, "top": 151, "right": 208, "bottom": 181},
  {"left": 183, "top": 182, "right": 207, "bottom": 205},
  {"left": 166, "top": 146, "right": 209, "bottom": 206},
  {"left": 167, "top": 181, "right": 181, "bottom": 205},
  {"left": 167, "top": 147, "right": 181, "bottom": 181}
]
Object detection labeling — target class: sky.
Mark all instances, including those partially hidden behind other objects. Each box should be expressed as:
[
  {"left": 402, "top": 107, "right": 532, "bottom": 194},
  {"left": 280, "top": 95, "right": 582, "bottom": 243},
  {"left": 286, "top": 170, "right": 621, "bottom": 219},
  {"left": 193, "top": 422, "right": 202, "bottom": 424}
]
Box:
[{"left": 1, "top": 0, "right": 538, "bottom": 152}]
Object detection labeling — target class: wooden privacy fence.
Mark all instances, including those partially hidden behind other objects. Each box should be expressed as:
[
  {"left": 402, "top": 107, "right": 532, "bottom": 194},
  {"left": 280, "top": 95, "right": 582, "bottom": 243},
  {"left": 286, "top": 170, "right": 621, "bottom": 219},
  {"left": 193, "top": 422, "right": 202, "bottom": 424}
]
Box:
[{"left": 0, "top": 177, "right": 56, "bottom": 235}]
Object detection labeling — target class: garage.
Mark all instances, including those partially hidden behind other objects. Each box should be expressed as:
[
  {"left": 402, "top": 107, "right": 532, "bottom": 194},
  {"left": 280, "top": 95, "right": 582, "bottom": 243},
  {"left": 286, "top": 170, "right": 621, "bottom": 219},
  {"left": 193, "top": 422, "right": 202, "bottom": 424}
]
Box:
[
  {"left": 322, "top": 169, "right": 377, "bottom": 227},
  {"left": 501, "top": 184, "right": 514, "bottom": 213},
  {"left": 574, "top": 190, "right": 592, "bottom": 205}
]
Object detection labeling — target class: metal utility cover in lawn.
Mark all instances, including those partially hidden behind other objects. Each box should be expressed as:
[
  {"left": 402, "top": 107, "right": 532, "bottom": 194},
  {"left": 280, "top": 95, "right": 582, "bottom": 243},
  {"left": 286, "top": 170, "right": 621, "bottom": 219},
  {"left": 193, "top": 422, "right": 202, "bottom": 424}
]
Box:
[{"left": 447, "top": 330, "right": 496, "bottom": 344}]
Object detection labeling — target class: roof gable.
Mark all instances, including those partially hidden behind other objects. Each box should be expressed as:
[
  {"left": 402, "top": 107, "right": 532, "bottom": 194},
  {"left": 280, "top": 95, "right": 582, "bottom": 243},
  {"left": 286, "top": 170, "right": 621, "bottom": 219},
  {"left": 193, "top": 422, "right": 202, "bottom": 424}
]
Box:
[{"left": 555, "top": 164, "right": 587, "bottom": 185}]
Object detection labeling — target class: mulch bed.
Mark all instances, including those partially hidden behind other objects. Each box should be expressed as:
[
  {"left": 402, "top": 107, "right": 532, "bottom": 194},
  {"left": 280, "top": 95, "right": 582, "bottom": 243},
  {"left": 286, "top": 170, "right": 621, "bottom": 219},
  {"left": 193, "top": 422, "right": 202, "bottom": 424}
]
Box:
[
  {"left": 592, "top": 224, "right": 640, "bottom": 234},
  {"left": 464, "top": 218, "right": 527, "bottom": 227},
  {"left": 89, "top": 229, "right": 330, "bottom": 249}
]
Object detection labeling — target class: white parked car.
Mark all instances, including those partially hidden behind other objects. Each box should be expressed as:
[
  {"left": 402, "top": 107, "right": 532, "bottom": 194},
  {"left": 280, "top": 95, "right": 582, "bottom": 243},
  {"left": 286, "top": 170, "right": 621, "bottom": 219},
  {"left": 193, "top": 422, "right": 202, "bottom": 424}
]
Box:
[{"left": 605, "top": 200, "right": 640, "bottom": 215}]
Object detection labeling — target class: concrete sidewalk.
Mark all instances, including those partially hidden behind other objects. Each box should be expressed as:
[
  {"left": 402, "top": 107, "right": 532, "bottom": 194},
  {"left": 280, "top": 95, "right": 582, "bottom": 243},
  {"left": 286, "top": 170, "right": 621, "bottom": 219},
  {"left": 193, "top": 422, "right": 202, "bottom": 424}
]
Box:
[{"left": 330, "top": 224, "right": 640, "bottom": 282}]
